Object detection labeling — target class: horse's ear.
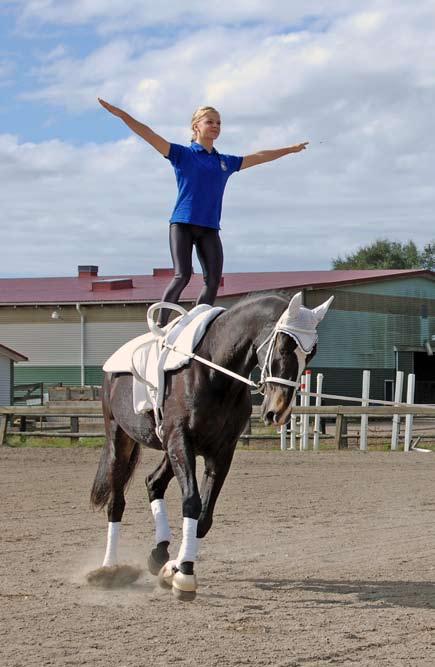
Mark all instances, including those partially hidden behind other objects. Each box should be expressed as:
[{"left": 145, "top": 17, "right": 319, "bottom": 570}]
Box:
[
  {"left": 312, "top": 295, "right": 334, "bottom": 324},
  {"left": 286, "top": 291, "right": 303, "bottom": 320}
]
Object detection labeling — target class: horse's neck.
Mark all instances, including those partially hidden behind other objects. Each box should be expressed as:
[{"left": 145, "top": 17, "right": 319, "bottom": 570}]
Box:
[{"left": 207, "top": 298, "right": 286, "bottom": 375}]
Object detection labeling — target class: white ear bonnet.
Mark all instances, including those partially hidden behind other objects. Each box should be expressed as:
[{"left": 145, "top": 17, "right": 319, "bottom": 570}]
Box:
[{"left": 275, "top": 292, "right": 334, "bottom": 353}]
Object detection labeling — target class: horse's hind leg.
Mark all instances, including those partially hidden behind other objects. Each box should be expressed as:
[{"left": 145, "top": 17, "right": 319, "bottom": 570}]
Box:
[
  {"left": 88, "top": 422, "right": 142, "bottom": 590},
  {"left": 145, "top": 453, "right": 175, "bottom": 575},
  {"left": 102, "top": 425, "right": 140, "bottom": 568}
]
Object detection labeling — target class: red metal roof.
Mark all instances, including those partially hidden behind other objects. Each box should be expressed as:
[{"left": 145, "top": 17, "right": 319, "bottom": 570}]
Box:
[{"left": 0, "top": 269, "right": 433, "bottom": 305}]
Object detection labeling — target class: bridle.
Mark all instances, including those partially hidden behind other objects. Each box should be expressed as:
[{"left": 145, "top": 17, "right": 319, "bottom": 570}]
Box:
[{"left": 257, "top": 322, "right": 317, "bottom": 393}]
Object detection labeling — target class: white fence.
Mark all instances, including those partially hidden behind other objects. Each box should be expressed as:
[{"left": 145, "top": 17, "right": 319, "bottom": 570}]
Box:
[{"left": 280, "top": 370, "right": 434, "bottom": 452}]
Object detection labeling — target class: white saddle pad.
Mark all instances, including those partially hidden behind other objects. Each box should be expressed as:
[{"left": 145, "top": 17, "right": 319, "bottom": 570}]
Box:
[{"left": 103, "top": 304, "right": 225, "bottom": 415}]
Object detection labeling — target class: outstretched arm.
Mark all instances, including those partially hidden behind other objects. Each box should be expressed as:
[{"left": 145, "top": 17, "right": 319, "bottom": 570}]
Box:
[
  {"left": 98, "top": 98, "right": 170, "bottom": 157},
  {"left": 240, "top": 142, "right": 309, "bottom": 170}
]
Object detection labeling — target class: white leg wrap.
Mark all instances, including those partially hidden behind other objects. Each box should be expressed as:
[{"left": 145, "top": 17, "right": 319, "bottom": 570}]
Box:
[
  {"left": 176, "top": 518, "right": 198, "bottom": 566},
  {"left": 150, "top": 499, "right": 172, "bottom": 545},
  {"left": 102, "top": 522, "right": 120, "bottom": 567}
]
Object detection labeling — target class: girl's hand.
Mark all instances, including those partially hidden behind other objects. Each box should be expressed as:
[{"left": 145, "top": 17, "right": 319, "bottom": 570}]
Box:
[
  {"left": 293, "top": 142, "right": 309, "bottom": 152},
  {"left": 98, "top": 98, "right": 125, "bottom": 118}
]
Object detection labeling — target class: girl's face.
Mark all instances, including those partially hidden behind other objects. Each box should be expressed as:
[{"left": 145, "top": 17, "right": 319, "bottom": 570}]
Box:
[{"left": 194, "top": 112, "right": 221, "bottom": 142}]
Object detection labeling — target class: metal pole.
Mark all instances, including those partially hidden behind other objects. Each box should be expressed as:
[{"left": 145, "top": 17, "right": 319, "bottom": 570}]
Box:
[
  {"left": 313, "top": 373, "right": 323, "bottom": 451},
  {"left": 390, "top": 370, "right": 404, "bottom": 451},
  {"left": 359, "top": 370, "right": 370, "bottom": 451},
  {"left": 302, "top": 370, "right": 311, "bottom": 450},
  {"left": 404, "top": 373, "right": 415, "bottom": 452}
]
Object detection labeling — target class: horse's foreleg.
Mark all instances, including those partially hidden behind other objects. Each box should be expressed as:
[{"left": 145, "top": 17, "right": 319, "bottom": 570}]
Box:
[
  {"left": 158, "top": 432, "right": 201, "bottom": 600},
  {"left": 198, "top": 446, "right": 236, "bottom": 539},
  {"left": 145, "top": 453, "right": 175, "bottom": 574}
]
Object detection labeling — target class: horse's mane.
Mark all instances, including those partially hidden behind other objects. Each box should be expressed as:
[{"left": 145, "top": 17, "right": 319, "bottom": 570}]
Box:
[{"left": 228, "top": 290, "right": 290, "bottom": 311}]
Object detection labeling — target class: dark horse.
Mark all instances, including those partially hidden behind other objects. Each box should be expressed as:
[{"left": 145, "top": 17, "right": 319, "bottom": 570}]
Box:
[{"left": 89, "top": 291, "right": 332, "bottom": 600}]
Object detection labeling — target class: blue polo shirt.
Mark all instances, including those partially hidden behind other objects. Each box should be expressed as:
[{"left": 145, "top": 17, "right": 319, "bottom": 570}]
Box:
[{"left": 165, "top": 141, "right": 243, "bottom": 230}]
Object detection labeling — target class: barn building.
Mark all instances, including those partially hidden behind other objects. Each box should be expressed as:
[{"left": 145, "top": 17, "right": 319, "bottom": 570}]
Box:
[
  {"left": 0, "top": 344, "right": 28, "bottom": 405},
  {"left": 0, "top": 265, "right": 433, "bottom": 404}
]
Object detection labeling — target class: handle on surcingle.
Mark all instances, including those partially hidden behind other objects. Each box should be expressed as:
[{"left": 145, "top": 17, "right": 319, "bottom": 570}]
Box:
[{"left": 147, "top": 302, "right": 189, "bottom": 337}]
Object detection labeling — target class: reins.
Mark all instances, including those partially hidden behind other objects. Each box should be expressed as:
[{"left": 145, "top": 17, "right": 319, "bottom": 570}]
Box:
[
  {"left": 162, "top": 342, "right": 262, "bottom": 390},
  {"left": 158, "top": 313, "right": 305, "bottom": 396}
]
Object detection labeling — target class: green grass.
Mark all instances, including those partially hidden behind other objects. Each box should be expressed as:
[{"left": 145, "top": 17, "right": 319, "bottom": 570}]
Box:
[
  {"left": 4, "top": 433, "right": 434, "bottom": 452},
  {"left": 5, "top": 435, "right": 105, "bottom": 448}
]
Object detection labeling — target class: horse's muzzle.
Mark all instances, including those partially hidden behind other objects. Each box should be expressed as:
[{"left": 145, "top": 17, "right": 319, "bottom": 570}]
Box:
[{"left": 261, "top": 389, "right": 295, "bottom": 426}]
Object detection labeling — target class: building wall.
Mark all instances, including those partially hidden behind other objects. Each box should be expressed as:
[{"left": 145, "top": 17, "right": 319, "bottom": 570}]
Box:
[
  {"left": 0, "top": 356, "right": 12, "bottom": 405},
  {"left": 305, "top": 278, "right": 434, "bottom": 401},
  {"left": 1, "top": 276, "right": 434, "bottom": 396},
  {"left": 343, "top": 276, "right": 435, "bottom": 298},
  {"left": 0, "top": 304, "right": 147, "bottom": 387},
  {"left": 0, "top": 300, "right": 237, "bottom": 385},
  {"left": 306, "top": 367, "right": 396, "bottom": 405},
  {"left": 312, "top": 310, "right": 424, "bottom": 368}
]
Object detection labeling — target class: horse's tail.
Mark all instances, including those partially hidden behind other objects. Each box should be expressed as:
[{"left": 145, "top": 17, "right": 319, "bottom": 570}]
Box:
[
  {"left": 90, "top": 438, "right": 141, "bottom": 510},
  {"left": 90, "top": 436, "right": 114, "bottom": 510},
  {"left": 90, "top": 372, "right": 141, "bottom": 510}
]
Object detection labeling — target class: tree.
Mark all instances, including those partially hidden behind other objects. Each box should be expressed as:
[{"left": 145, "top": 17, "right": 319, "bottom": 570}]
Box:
[
  {"left": 332, "top": 239, "right": 435, "bottom": 270},
  {"left": 419, "top": 242, "right": 435, "bottom": 270}
]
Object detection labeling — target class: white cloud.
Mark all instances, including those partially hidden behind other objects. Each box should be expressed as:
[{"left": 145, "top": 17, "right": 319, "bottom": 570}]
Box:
[
  {"left": 2, "top": 1, "right": 435, "bottom": 277},
  {"left": 0, "top": 133, "right": 177, "bottom": 276},
  {"left": 16, "top": 0, "right": 375, "bottom": 31}
]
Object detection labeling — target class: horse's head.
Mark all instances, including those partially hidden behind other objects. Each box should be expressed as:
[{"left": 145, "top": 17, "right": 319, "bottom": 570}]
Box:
[{"left": 260, "top": 292, "right": 333, "bottom": 426}]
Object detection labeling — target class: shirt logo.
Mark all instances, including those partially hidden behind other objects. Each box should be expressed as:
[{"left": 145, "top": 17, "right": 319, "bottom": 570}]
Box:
[{"left": 220, "top": 160, "right": 228, "bottom": 171}]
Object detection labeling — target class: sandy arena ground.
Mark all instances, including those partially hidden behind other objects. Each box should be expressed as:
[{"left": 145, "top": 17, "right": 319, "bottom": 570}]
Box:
[{"left": 1, "top": 446, "right": 435, "bottom": 666}]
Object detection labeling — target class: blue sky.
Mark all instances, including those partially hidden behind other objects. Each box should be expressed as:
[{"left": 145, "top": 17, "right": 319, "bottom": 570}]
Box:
[{"left": 1, "top": 1, "right": 435, "bottom": 277}]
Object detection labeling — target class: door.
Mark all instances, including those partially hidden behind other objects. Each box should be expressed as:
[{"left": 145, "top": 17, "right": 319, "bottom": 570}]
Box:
[{"left": 413, "top": 352, "right": 435, "bottom": 404}]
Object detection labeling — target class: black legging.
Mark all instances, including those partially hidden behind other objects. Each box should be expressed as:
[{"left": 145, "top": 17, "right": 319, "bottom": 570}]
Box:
[{"left": 158, "top": 223, "right": 224, "bottom": 327}]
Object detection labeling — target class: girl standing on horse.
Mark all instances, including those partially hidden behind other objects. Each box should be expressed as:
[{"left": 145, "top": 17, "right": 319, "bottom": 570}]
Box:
[{"left": 98, "top": 99, "right": 308, "bottom": 325}]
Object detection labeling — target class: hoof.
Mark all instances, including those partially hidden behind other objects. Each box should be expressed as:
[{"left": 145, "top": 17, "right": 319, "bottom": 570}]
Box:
[
  {"left": 172, "top": 571, "right": 197, "bottom": 602},
  {"left": 172, "top": 586, "right": 197, "bottom": 602},
  {"left": 86, "top": 565, "right": 142, "bottom": 589},
  {"left": 148, "top": 543, "right": 170, "bottom": 576},
  {"left": 157, "top": 560, "right": 178, "bottom": 590}
]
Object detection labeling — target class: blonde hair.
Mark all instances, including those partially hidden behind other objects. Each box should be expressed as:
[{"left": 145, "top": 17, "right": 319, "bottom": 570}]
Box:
[{"left": 191, "top": 106, "right": 220, "bottom": 141}]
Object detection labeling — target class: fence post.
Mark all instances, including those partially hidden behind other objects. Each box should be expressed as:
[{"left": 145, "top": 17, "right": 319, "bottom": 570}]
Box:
[
  {"left": 391, "top": 370, "right": 404, "bottom": 451},
  {"left": 70, "top": 416, "right": 79, "bottom": 446},
  {"left": 0, "top": 415, "right": 8, "bottom": 446},
  {"left": 299, "top": 374, "right": 305, "bottom": 451},
  {"left": 359, "top": 370, "right": 370, "bottom": 451},
  {"left": 280, "top": 424, "right": 287, "bottom": 451},
  {"left": 313, "top": 373, "right": 323, "bottom": 451},
  {"left": 289, "top": 414, "right": 297, "bottom": 450},
  {"left": 242, "top": 415, "right": 251, "bottom": 447},
  {"left": 404, "top": 373, "right": 415, "bottom": 452},
  {"left": 341, "top": 417, "right": 349, "bottom": 448},
  {"left": 334, "top": 412, "right": 344, "bottom": 449},
  {"left": 301, "top": 370, "right": 311, "bottom": 450}
]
